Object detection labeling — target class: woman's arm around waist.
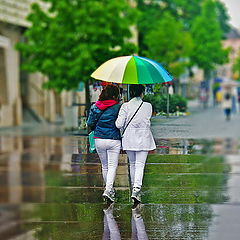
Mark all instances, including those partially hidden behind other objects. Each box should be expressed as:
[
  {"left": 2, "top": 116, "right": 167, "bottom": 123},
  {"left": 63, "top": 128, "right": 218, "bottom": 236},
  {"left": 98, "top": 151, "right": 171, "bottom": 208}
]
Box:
[
  {"left": 87, "top": 105, "right": 102, "bottom": 130},
  {"left": 115, "top": 103, "right": 127, "bottom": 129}
]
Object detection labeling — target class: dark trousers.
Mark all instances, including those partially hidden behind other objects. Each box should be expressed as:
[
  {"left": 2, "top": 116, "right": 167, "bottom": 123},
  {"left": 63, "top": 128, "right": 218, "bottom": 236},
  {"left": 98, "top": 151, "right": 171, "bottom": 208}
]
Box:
[{"left": 224, "top": 108, "right": 231, "bottom": 120}]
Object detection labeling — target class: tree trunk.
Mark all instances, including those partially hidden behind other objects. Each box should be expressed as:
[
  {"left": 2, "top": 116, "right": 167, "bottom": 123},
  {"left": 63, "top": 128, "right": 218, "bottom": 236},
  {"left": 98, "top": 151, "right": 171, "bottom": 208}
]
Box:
[
  {"left": 204, "top": 69, "right": 211, "bottom": 83},
  {"left": 203, "top": 69, "right": 212, "bottom": 108},
  {"left": 85, "top": 80, "right": 91, "bottom": 116}
]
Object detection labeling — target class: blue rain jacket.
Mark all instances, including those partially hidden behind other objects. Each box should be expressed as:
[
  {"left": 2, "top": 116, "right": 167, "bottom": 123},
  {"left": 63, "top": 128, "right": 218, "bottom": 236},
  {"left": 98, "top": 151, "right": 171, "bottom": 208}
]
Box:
[{"left": 87, "top": 103, "right": 121, "bottom": 140}]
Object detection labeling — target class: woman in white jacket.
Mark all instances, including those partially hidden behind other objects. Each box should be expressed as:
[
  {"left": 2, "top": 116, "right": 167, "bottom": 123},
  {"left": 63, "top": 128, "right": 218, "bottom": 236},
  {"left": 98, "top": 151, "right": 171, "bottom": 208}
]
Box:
[{"left": 116, "top": 85, "right": 156, "bottom": 203}]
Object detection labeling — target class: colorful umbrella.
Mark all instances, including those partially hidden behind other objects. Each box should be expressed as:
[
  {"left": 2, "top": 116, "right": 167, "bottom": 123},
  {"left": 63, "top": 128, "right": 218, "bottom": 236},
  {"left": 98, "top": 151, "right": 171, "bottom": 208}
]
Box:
[
  {"left": 91, "top": 55, "right": 173, "bottom": 84},
  {"left": 221, "top": 80, "right": 239, "bottom": 88}
]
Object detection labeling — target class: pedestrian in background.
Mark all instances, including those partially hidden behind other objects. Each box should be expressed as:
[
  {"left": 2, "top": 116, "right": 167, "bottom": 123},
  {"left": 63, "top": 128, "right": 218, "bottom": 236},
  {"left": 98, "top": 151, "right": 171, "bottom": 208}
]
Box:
[
  {"left": 222, "top": 91, "right": 232, "bottom": 121},
  {"left": 232, "top": 87, "right": 239, "bottom": 113},
  {"left": 116, "top": 84, "right": 156, "bottom": 204},
  {"left": 238, "top": 87, "right": 240, "bottom": 112},
  {"left": 90, "top": 82, "right": 102, "bottom": 105},
  {"left": 87, "top": 84, "right": 121, "bottom": 202}
]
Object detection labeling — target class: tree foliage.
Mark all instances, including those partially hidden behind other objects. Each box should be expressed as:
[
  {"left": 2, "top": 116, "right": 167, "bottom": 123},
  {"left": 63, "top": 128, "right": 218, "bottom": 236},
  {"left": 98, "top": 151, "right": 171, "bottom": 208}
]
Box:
[
  {"left": 144, "top": 12, "right": 193, "bottom": 77},
  {"left": 233, "top": 50, "right": 240, "bottom": 80},
  {"left": 164, "top": 0, "right": 230, "bottom": 34},
  {"left": 190, "top": 0, "right": 229, "bottom": 76},
  {"left": 16, "top": 0, "right": 137, "bottom": 92},
  {"left": 137, "top": 0, "right": 230, "bottom": 79},
  {"left": 137, "top": 0, "right": 162, "bottom": 55},
  {"left": 215, "top": 1, "right": 230, "bottom": 38}
]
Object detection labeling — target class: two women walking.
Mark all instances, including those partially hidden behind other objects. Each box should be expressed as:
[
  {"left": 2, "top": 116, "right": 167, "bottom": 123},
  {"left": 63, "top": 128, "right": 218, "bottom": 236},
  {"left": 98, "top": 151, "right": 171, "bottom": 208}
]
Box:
[{"left": 87, "top": 84, "right": 156, "bottom": 203}]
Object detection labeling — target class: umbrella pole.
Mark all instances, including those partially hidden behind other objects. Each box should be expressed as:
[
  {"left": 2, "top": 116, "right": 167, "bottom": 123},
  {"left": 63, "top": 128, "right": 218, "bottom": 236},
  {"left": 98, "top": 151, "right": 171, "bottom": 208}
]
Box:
[{"left": 127, "top": 84, "right": 130, "bottom": 101}]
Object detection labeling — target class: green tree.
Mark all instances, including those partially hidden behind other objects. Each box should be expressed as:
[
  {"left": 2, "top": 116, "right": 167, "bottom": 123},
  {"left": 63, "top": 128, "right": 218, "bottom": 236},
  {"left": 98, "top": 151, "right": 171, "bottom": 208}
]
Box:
[
  {"left": 136, "top": 0, "right": 162, "bottom": 55},
  {"left": 167, "top": 0, "right": 229, "bottom": 35},
  {"left": 190, "top": 0, "right": 229, "bottom": 81},
  {"left": 215, "top": 0, "right": 230, "bottom": 38},
  {"left": 137, "top": 0, "right": 230, "bottom": 56},
  {"left": 16, "top": 0, "right": 137, "bottom": 95},
  {"left": 233, "top": 50, "right": 240, "bottom": 80},
  {"left": 144, "top": 12, "right": 193, "bottom": 78}
]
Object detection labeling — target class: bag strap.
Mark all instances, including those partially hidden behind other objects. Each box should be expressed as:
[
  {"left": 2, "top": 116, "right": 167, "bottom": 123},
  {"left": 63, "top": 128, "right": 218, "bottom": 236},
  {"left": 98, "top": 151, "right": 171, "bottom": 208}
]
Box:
[{"left": 122, "top": 101, "right": 143, "bottom": 136}]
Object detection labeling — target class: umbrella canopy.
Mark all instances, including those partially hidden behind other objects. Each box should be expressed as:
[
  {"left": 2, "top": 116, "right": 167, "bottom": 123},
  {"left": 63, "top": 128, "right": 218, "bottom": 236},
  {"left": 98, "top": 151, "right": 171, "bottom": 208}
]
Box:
[
  {"left": 91, "top": 55, "right": 173, "bottom": 84},
  {"left": 221, "top": 80, "right": 239, "bottom": 88}
]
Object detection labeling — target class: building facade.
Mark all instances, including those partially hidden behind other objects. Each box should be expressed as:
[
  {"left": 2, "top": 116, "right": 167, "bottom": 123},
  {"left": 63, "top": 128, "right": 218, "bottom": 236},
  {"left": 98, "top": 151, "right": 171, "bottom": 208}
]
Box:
[
  {"left": 0, "top": 0, "right": 140, "bottom": 128},
  {"left": 217, "top": 28, "right": 240, "bottom": 80},
  {"left": 0, "top": 0, "right": 81, "bottom": 127}
]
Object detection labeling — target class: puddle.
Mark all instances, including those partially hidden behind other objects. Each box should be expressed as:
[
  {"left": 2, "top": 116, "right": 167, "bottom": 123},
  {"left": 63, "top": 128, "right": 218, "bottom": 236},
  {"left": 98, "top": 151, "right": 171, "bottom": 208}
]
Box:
[{"left": 0, "top": 136, "right": 240, "bottom": 239}]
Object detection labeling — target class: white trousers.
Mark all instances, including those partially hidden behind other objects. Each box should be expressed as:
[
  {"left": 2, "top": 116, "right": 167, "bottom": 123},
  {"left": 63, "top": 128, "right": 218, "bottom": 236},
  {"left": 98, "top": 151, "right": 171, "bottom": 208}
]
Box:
[
  {"left": 126, "top": 151, "right": 148, "bottom": 189},
  {"left": 132, "top": 211, "right": 148, "bottom": 240},
  {"left": 103, "top": 209, "right": 121, "bottom": 240},
  {"left": 95, "top": 139, "right": 121, "bottom": 191}
]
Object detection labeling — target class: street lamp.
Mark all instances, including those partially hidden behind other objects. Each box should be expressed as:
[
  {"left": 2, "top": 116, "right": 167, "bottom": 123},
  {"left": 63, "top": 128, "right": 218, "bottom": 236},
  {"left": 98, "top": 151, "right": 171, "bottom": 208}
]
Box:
[{"left": 162, "top": 81, "right": 173, "bottom": 117}]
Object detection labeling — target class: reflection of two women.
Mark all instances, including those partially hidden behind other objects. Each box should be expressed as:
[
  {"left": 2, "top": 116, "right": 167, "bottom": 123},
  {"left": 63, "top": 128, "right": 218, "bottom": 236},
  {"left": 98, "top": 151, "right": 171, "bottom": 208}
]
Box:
[{"left": 102, "top": 204, "right": 148, "bottom": 240}]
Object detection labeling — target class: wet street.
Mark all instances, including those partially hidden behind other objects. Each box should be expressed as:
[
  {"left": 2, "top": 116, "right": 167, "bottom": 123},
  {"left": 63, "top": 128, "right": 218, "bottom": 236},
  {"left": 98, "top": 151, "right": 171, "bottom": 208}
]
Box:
[
  {"left": 152, "top": 106, "right": 240, "bottom": 139},
  {"left": 0, "top": 133, "right": 240, "bottom": 239}
]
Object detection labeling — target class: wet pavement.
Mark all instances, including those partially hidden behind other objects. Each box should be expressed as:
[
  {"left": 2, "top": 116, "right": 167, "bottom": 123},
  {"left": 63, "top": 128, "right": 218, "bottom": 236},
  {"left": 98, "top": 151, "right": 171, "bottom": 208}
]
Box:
[
  {"left": 152, "top": 106, "right": 240, "bottom": 138},
  {"left": 0, "top": 135, "right": 240, "bottom": 239}
]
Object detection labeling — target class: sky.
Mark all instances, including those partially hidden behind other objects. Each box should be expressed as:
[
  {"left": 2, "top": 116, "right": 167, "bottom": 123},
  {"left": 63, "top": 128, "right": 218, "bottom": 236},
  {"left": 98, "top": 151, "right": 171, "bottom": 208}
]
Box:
[{"left": 220, "top": 0, "right": 240, "bottom": 29}]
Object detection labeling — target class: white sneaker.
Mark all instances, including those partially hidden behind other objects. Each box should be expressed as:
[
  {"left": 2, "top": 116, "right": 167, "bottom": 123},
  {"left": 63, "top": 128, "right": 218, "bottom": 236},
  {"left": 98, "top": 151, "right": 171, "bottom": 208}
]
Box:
[
  {"left": 102, "top": 189, "right": 115, "bottom": 202},
  {"left": 131, "top": 187, "right": 141, "bottom": 203}
]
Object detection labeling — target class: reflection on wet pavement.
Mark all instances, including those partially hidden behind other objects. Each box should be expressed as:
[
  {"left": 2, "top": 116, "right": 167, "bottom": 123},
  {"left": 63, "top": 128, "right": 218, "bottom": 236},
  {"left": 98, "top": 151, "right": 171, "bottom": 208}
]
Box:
[{"left": 0, "top": 136, "right": 240, "bottom": 239}]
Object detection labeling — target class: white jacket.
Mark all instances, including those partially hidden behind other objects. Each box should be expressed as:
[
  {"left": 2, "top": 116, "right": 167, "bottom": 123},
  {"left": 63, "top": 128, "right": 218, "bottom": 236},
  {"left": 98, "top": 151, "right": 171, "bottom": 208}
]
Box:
[
  {"left": 222, "top": 90, "right": 232, "bottom": 109},
  {"left": 115, "top": 97, "right": 156, "bottom": 151}
]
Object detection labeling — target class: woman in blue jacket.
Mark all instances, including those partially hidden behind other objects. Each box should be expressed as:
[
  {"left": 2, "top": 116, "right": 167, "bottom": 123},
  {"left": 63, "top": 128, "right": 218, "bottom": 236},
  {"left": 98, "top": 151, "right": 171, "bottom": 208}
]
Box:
[{"left": 87, "top": 84, "right": 121, "bottom": 202}]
